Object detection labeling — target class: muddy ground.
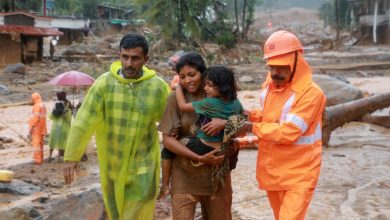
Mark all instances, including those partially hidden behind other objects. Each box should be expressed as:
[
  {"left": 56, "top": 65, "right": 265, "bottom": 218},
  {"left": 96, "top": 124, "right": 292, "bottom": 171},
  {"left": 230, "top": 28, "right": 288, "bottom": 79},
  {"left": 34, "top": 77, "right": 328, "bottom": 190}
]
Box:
[
  {"left": 1, "top": 7, "right": 390, "bottom": 220},
  {"left": 0, "top": 74, "right": 389, "bottom": 219}
]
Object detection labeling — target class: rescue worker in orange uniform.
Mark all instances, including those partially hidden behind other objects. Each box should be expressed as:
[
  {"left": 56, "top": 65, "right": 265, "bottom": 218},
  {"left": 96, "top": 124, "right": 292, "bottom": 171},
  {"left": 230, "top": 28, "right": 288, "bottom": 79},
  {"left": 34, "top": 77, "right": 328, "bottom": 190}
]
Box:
[
  {"left": 29, "top": 92, "right": 47, "bottom": 164},
  {"left": 239, "top": 30, "right": 326, "bottom": 219}
]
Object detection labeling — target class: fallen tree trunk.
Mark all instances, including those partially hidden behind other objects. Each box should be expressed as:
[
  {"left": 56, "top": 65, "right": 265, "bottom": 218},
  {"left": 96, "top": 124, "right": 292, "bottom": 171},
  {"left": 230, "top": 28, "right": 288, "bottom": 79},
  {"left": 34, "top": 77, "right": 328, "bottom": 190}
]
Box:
[
  {"left": 361, "top": 115, "right": 390, "bottom": 129},
  {"left": 323, "top": 92, "right": 390, "bottom": 146}
]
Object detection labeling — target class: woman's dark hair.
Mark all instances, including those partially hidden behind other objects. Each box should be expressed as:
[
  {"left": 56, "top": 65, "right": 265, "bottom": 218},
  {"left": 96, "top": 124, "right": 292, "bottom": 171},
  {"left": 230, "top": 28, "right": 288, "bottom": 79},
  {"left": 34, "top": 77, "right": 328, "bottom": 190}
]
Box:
[
  {"left": 119, "top": 33, "right": 149, "bottom": 55},
  {"left": 56, "top": 91, "right": 67, "bottom": 101},
  {"left": 175, "top": 52, "right": 206, "bottom": 76},
  {"left": 205, "top": 65, "right": 238, "bottom": 102}
]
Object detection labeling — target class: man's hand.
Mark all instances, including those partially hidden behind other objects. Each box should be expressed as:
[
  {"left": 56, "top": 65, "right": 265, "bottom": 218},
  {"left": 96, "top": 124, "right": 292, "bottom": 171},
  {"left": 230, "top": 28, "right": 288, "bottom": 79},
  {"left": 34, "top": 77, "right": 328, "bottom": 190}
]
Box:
[
  {"left": 201, "top": 118, "right": 227, "bottom": 136},
  {"left": 63, "top": 161, "right": 79, "bottom": 185},
  {"left": 199, "top": 149, "right": 224, "bottom": 166}
]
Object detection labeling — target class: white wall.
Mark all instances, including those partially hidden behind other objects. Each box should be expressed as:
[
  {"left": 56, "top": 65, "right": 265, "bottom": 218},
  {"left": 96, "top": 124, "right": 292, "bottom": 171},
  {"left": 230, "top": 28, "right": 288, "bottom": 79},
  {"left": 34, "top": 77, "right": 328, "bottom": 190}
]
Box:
[
  {"left": 35, "top": 19, "right": 51, "bottom": 28},
  {"left": 51, "top": 18, "right": 89, "bottom": 29}
]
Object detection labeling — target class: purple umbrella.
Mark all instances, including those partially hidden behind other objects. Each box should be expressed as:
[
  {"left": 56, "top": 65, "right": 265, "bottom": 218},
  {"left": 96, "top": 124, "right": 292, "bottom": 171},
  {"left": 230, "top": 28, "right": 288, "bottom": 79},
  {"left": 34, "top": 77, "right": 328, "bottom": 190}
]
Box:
[{"left": 48, "top": 71, "right": 95, "bottom": 105}]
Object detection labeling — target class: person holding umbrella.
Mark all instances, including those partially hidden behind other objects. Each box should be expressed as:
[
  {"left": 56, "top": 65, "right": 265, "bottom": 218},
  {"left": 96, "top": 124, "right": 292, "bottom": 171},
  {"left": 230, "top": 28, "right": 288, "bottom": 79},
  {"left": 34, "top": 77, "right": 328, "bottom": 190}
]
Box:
[
  {"left": 48, "top": 91, "right": 73, "bottom": 162},
  {"left": 63, "top": 33, "right": 170, "bottom": 220}
]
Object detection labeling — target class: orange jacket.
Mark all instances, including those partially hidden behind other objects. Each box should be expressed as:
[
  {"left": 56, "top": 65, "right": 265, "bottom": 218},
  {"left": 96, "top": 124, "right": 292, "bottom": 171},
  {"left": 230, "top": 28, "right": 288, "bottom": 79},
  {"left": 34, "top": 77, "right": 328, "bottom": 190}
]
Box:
[
  {"left": 29, "top": 92, "right": 47, "bottom": 136},
  {"left": 250, "top": 52, "right": 326, "bottom": 190}
]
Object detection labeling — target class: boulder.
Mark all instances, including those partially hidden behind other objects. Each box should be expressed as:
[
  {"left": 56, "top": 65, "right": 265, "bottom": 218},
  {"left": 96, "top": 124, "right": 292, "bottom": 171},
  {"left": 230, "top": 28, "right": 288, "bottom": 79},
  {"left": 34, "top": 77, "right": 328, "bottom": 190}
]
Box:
[
  {"left": 0, "top": 207, "right": 41, "bottom": 220},
  {"left": 46, "top": 187, "right": 105, "bottom": 220},
  {"left": 4, "top": 63, "right": 26, "bottom": 74},
  {"left": 239, "top": 76, "right": 255, "bottom": 83},
  {"left": 62, "top": 44, "right": 95, "bottom": 56},
  {"left": 313, "top": 75, "right": 364, "bottom": 106},
  {"left": 0, "top": 84, "right": 11, "bottom": 95},
  {"left": 0, "top": 179, "right": 41, "bottom": 195}
]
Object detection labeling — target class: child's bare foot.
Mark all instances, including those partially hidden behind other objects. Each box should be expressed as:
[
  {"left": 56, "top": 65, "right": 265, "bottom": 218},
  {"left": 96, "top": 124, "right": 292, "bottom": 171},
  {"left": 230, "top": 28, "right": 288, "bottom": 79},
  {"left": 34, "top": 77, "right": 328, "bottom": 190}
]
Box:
[{"left": 157, "top": 186, "right": 171, "bottom": 200}]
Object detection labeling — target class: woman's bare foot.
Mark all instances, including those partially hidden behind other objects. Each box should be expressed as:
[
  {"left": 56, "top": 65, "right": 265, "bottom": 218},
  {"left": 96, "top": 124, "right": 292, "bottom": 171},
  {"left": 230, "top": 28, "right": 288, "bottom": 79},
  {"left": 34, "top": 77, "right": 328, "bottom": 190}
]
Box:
[{"left": 157, "top": 186, "right": 171, "bottom": 200}]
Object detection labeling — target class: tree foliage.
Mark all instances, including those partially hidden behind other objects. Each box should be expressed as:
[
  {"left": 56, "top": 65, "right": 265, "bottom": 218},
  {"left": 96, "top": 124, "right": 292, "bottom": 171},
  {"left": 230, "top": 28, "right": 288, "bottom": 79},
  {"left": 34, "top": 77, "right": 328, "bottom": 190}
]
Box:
[
  {"left": 132, "top": 0, "right": 262, "bottom": 47},
  {"left": 5, "top": 0, "right": 262, "bottom": 47},
  {"left": 319, "top": 0, "right": 351, "bottom": 29}
]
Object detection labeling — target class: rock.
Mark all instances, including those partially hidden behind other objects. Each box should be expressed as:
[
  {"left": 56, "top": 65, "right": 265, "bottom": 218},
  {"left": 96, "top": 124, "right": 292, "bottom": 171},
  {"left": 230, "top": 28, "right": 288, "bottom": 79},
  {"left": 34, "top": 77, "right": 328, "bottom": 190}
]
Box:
[
  {"left": 0, "top": 179, "right": 41, "bottom": 195},
  {"left": 0, "top": 84, "right": 11, "bottom": 95},
  {"left": 0, "top": 207, "right": 42, "bottom": 220},
  {"left": 4, "top": 63, "right": 26, "bottom": 74},
  {"left": 31, "top": 194, "right": 50, "bottom": 203},
  {"left": 356, "top": 71, "right": 368, "bottom": 77},
  {"left": 46, "top": 187, "right": 105, "bottom": 220},
  {"left": 239, "top": 76, "right": 255, "bottom": 83},
  {"left": 27, "top": 80, "right": 37, "bottom": 85},
  {"left": 330, "top": 75, "right": 349, "bottom": 84},
  {"left": 104, "top": 36, "right": 116, "bottom": 43},
  {"left": 0, "top": 137, "right": 14, "bottom": 143},
  {"left": 62, "top": 44, "right": 95, "bottom": 56},
  {"left": 313, "top": 75, "right": 364, "bottom": 106},
  {"left": 243, "top": 94, "right": 255, "bottom": 99}
]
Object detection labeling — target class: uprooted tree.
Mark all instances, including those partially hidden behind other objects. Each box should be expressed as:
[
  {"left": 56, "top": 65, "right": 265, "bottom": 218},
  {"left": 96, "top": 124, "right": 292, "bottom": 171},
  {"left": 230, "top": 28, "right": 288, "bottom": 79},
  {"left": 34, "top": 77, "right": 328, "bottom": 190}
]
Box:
[{"left": 322, "top": 92, "right": 390, "bottom": 146}]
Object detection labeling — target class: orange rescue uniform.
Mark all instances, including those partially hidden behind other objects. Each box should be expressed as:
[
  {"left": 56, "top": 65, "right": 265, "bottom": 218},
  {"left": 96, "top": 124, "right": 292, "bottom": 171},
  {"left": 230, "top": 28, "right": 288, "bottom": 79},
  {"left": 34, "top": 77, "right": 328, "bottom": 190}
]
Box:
[
  {"left": 29, "top": 92, "right": 47, "bottom": 164},
  {"left": 250, "top": 52, "right": 326, "bottom": 220}
]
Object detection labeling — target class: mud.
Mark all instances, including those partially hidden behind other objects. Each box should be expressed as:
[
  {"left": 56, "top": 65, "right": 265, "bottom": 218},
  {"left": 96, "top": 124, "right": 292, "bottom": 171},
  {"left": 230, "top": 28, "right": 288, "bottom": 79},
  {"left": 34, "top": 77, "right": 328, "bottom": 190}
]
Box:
[{"left": 0, "top": 76, "right": 389, "bottom": 219}]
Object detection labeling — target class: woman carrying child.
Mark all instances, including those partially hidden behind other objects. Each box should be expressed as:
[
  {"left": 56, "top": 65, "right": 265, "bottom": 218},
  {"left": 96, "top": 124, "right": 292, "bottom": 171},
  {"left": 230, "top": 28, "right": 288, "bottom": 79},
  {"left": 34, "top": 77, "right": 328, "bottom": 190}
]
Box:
[{"left": 158, "top": 52, "right": 243, "bottom": 219}]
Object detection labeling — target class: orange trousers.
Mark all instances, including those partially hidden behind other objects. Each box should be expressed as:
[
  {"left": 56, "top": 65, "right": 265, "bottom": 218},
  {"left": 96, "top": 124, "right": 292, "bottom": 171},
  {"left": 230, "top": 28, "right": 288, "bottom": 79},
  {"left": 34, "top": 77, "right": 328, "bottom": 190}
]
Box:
[
  {"left": 266, "top": 188, "right": 315, "bottom": 220},
  {"left": 32, "top": 134, "right": 44, "bottom": 164}
]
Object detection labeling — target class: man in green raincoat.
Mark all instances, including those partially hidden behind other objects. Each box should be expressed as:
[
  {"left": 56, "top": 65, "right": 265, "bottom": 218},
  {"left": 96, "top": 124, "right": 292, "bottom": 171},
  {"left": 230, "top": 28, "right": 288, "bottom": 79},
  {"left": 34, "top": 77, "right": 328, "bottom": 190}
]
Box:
[{"left": 63, "top": 34, "right": 170, "bottom": 220}]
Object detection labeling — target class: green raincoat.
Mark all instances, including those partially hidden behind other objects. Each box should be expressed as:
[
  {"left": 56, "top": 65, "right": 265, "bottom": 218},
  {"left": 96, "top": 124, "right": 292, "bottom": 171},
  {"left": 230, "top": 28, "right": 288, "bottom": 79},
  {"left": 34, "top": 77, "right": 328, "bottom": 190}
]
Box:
[
  {"left": 64, "top": 61, "right": 170, "bottom": 220},
  {"left": 49, "top": 107, "right": 72, "bottom": 150}
]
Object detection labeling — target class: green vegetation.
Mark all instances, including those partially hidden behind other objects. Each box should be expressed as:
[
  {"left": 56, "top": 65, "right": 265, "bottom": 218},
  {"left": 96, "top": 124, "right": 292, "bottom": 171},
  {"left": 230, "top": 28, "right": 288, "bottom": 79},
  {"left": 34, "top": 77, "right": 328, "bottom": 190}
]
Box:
[
  {"left": 3, "top": 0, "right": 264, "bottom": 48},
  {"left": 132, "top": 0, "right": 263, "bottom": 48},
  {"left": 319, "top": 0, "right": 351, "bottom": 30}
]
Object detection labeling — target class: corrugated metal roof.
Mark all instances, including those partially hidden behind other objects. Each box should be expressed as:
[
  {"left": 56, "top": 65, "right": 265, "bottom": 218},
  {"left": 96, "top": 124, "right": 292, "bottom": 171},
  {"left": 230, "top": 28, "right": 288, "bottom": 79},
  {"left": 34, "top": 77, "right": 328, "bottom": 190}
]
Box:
[
  {"left": 0, "top": 11, "right": 52, "bottom": 20},
  {"left": 0, "top": 24, "right": 63, "bottom": 36}
]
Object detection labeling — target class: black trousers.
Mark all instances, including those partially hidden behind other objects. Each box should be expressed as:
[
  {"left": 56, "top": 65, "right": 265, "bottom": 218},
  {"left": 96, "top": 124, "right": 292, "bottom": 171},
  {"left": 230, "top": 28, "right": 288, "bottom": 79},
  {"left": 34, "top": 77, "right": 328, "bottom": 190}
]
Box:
[{"left": 161, "top": 137, "right": 214, "bottom": 160}]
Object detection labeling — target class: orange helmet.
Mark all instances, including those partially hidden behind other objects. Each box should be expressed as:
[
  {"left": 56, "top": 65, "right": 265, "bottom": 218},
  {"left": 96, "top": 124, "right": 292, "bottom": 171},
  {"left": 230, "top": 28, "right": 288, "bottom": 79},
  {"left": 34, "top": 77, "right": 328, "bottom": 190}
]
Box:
[{"left": 263, "top": 30, "right": 303, "bottom": 59}]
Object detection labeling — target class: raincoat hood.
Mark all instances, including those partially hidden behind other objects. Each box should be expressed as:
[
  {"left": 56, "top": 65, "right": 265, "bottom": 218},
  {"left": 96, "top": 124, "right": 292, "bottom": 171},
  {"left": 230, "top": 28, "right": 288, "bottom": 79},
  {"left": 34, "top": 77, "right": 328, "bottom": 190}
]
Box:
[
  {"left": 31, "top": 92, "right": 42, "bottom": 104},
  {"left": 265, "top": 52, "right": 312, "bottom": 93},
  {"left": 110, "top": 61, "right": 156, "bottom": 83}
]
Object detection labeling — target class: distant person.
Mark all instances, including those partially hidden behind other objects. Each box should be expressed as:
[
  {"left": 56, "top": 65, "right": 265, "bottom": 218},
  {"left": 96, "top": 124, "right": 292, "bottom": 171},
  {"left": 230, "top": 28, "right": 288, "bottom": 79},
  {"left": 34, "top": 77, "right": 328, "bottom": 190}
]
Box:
[
  {"left": 63, "top": 34, "right": 170, "bottom": 220},
  {"left": 48, "top": 92, "right": 72, "bottom": 162},
  {"left": 28, "top": 92, "right": 47, "bottom": 165},
  {"left": 238, "top": 30, "right": 326, "bottom": 219},
  {"left": 49, "top": 41, "right": 55, "bottom": 60}
]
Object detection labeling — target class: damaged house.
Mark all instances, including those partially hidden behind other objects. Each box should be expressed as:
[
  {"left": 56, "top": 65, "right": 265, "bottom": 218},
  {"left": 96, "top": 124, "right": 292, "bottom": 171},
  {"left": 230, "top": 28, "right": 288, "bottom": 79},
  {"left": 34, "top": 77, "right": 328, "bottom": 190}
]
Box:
[
  {"left": 0, "top": 11, "right": 63, "bottom": 66},
  {"left": 349, "top": 0, "right": 390, "bottom": 43}
]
